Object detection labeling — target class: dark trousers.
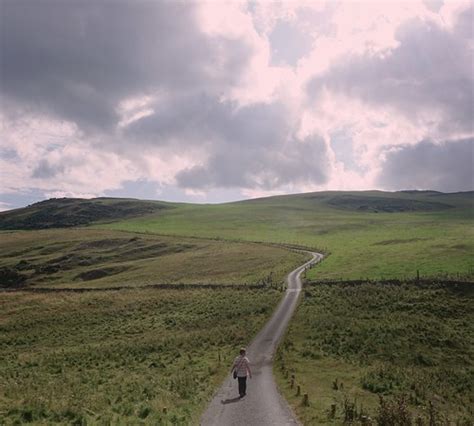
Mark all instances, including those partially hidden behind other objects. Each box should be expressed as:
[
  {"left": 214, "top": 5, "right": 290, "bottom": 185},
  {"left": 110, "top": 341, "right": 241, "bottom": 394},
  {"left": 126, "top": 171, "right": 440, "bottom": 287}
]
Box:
[{"left": 238, "top": 376, "right": 247, "bottom": 396}]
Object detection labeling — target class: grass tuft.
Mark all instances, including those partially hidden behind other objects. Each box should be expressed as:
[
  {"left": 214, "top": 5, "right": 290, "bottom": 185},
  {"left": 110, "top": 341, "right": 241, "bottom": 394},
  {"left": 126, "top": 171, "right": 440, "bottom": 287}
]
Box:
[{"left": 0, "top": 287, "right": 281, "bottom": 424}]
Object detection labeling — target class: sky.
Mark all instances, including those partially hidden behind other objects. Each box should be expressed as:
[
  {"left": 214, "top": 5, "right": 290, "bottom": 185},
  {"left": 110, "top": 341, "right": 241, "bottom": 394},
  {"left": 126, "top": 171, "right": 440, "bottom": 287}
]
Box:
[{"left": 1, "top": 0, "right": 473, "bottom": 210}]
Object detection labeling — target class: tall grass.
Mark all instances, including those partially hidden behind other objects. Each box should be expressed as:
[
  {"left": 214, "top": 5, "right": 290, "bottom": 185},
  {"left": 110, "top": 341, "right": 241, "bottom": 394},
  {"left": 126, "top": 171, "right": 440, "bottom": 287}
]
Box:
[
  {"left": 0, "top": 228, "right": 306, "bottom": 289},
  {"left": 275, "top": 281, "right": 474, "bottom": 424},
  {"left": 0, "top": 287, "right": 281, "bottom": 424}
]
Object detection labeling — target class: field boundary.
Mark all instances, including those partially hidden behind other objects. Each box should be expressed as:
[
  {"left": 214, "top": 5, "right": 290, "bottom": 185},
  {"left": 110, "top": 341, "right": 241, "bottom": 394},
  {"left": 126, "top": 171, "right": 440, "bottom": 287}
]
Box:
[
  {"left": 305, "top": 277, "right": 474, "bottom": 287},
  {"left": 1, "top": 282, "right": 278, "bottom": 293}
]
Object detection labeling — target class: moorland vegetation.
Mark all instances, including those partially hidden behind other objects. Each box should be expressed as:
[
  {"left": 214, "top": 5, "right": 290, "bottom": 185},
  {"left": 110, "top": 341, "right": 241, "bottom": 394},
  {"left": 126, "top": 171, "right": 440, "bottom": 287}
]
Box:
[
  {"left": 0, "top": 287, "right": 280, "bottom": 424},
  {"left": 276, "top": 280, "right": 473, "bottom": 424},
  {"left": 0, "top": 229, "right": 305, "bottom": 289},
  {"left": 0, "top": 190, "right": 472, "bottom": 424}
]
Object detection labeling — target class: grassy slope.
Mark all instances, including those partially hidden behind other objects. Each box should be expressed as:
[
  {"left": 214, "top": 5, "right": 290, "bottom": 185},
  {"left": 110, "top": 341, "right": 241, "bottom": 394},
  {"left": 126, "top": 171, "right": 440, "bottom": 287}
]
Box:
[
  {"left": 0, "top": 229, "right": 306, "bottom": 289},
  {"left": 0, "top": 197, "right": 175, "bottom": 230},
  {"left": 96, "top": 191, "right": 473, "bottom": 423},
  {"left": 275, "top": 282, "right": 473, "bottom": 424},
  {"left": 0, "top": 208, "right": 306, "bottom": 423},
  {"left": 102, "top": 191, "right": 474, "bottom": 280},
  {"left": 0, "top": 287, "right": 281, "bottom": 424},
  {"left": 1, "top": 190, "right": 472, "bottom": 425}
]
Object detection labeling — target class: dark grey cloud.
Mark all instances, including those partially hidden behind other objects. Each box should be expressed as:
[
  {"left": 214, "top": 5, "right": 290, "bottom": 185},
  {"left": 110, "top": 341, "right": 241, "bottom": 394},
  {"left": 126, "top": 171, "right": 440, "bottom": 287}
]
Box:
[
  {"left": 187, "top": 101, "right": 326, "bottom": 189},
  {"left": 126, "top": 95, "right": 330, "bottom": 190},
  {"left": 0, "top": 1, "right": 330, "bottom": 195},
  {"left": 308, "top": 6, "right": 473, "bottom": 134},
  {"left": 103, "top": 180, "right": 244, "bottom": 204},
  {"left": 32, "top": 159, "right": 64, "bottom": 179},
  {"left": 1, "top": 1, "right": 332, "bottom": 192},
  {"left": 125, "top": 95, "right": 291, "bottom": 151},
  {"left": 378, "top": 138, "right": 474, "bottom": 192},
  {"left": 176, "top": 132, "right": 328, "bottom": 190},
  {"left": 0, "top": 0, "right": 251, "bottom": 131},
  {"left": 124, "top": 93, "right": 226, "bottom": 147}
]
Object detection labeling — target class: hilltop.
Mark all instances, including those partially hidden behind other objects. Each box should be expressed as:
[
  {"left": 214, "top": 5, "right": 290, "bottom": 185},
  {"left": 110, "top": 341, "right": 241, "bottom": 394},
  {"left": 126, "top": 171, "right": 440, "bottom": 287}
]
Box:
[
  {"left": 0, "top": 197, "right": 174, "bottom": 230},
  {"left": 1, "top": 190, "right": 472, "bottom": 231},
  {"left": 100, "top": 190, "right": 473, "bottom": 281},
  {"left": 1, "top": 190, "right": 472, "bottom": 281}
]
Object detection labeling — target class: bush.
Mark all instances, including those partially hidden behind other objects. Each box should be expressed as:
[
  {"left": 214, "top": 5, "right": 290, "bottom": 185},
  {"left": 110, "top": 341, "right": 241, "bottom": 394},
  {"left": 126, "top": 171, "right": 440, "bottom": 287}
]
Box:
[
  {"left": 376, "top": 396, "right": 412, "bottom": 426},
  {"left": 0, "top": 266, "right": 26, "bottom": 288}
]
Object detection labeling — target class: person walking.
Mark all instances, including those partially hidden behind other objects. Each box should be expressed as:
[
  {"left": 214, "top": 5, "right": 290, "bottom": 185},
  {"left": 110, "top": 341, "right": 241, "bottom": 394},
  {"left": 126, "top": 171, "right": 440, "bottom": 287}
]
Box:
[{"left": 231, "top": 347, "right": 252, "bottom": 398}]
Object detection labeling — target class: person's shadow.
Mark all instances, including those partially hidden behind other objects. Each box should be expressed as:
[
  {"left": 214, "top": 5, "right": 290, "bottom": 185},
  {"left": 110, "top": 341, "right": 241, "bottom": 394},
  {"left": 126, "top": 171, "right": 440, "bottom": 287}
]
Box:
[{"left": 221, "top": 396, "right": 241, "bottom": 405}]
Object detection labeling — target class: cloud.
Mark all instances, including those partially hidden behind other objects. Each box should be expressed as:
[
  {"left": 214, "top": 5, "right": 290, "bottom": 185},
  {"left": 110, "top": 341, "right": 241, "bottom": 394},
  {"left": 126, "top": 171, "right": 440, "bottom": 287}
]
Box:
[
  {"left": 378, "top": 138, "right": 474, "bottom": 192},
  {"left": 307, "top": 5, "right": 473, "bottom": 137},
  {"left": 127, "top": 95, "right": 330, "bottom": 190},
  {"left": 1, "top": 0, "right": 472, "bottom": 208},
  {"left": 299, "top": 3, "right": 473, "bottom": 194},
  {"left": 0, "top": 1, "right": 251, "bottom": 131},
  {"left": 423, "top": 0, "right": 444, "bottom": 13},
  {"left": 269, "top": 19, "right": 313, "bottom": 67},
  {"left": 1, "top": 0, "right": 329, "bottom": 195},
  {"left": 177, "top": 131, "right": 329, "bottom": 190},
  {"left": 31, "top": 159, "right": 64, "bottom": 179}
]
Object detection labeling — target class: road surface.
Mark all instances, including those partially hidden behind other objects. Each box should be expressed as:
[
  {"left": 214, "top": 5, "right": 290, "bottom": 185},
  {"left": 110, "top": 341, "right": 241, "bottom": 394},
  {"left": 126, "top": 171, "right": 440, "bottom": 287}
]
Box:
[{"left": 201, "top": 251, "right": 323, "bottom": 426}]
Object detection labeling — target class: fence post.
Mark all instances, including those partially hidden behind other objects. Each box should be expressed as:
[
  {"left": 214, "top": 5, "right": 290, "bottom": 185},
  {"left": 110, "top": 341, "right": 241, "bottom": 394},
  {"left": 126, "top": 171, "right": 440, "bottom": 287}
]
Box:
[{"left": 302, "top": 393, "right": 309, "bottom": 406}]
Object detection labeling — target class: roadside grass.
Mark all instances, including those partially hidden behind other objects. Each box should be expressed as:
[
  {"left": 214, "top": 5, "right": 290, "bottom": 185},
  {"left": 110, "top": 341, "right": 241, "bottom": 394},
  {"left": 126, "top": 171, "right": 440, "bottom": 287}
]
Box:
[
  {"left": 0, "top": 229, "right": 307, "bottom": 289},
  {"left": 0, "top": 287, "right": 281, "bottom": 424},
  {"left": 275, "top": 281, "right": 474, "bottom": 425},
  {"left": 101, "top": 191, "right": 474, "bottom": 281}
]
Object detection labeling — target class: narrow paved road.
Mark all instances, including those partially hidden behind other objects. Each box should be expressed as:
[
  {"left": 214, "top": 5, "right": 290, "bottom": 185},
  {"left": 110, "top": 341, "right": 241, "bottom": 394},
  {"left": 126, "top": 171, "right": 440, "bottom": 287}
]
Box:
[{"left": 201, "top": 251, "right": 323, "bottom": 426}]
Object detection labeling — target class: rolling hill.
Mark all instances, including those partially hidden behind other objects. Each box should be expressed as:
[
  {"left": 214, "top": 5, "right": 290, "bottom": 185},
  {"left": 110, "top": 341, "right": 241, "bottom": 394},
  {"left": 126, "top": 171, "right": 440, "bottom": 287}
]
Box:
[
  {"left": 0, "top": 197, "right": 174, "bottom": 230},
  {"left": 100, "top": 190, "right": 474, "bottom": 280},
  {"left": 1, "top": 190, "right": 473, "bottom": 281},
  {"left": 1, "top": 190, "right": 472, "bottom": 424}
]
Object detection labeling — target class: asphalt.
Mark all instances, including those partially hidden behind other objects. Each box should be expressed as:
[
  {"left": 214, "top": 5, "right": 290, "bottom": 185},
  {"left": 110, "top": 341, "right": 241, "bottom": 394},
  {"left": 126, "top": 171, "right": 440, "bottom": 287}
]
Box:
[{"left": 201, "top": 251, "right": 324, "bottom": 426}]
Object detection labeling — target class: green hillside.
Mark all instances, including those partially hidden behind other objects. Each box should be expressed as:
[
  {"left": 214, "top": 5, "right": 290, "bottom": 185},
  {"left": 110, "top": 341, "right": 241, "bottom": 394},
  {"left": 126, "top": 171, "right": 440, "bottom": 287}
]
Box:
[
  {"left": 1, "top": 190, "right": 472, "bottom": 424},
  {"left": 0, "top": 197, "right": 174, "bottom": 230},
  {"left": 2, "top": 191, "right": 472, "bottom": 280},
  {"left": 100, "top": 191, "right": 474, "bottom": 280},
  {"left": 0, "top": 229, "right": 305, "bottom": 289}
]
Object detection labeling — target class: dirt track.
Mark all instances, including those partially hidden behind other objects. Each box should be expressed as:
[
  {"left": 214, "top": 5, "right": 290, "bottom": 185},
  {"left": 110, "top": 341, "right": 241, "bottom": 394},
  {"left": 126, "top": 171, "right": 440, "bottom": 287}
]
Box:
[{"left": 201, "top": 251, "right": 323, "bottom": 426}]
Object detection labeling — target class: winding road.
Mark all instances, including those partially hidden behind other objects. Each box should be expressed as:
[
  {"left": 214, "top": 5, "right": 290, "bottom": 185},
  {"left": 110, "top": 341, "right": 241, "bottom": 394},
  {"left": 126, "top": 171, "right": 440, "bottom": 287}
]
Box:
[{"left": 201, "top": 251, "right": 324, "bottom": 426}]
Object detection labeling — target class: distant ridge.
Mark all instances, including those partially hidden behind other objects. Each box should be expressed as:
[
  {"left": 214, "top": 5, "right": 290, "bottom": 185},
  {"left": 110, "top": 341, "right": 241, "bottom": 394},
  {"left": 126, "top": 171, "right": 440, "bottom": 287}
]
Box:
[
  {"left": 0, "top": 197, "right": 172, "bottom": 230},
  {"left": 398, "top": 189, "right": 442, "bottom": 194},
  {"left": 0, "top": 190, "right": 472, "bottom": 231}
]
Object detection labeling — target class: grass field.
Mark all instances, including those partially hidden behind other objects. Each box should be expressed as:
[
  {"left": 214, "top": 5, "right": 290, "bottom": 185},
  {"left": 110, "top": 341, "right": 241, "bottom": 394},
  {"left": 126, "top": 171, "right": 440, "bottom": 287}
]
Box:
[
  {"left": 275, "top": 281, "right": 474, "bottom": 425},
  {"left": 0, "top": 229, "right": 307, "bottom": 289},
  {"left": 1, "top": 190, "right": 472, "bottom": 424},
  {"left": 101, "top": 191, "right": 474, "bottom": 281},
  {"left": 0, "top": 287, "right": 281, "bottom": 424}
]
